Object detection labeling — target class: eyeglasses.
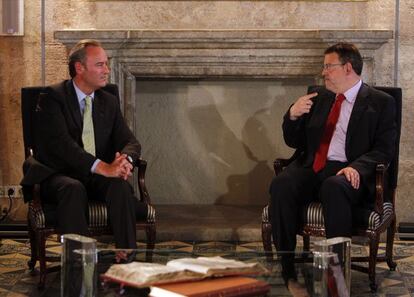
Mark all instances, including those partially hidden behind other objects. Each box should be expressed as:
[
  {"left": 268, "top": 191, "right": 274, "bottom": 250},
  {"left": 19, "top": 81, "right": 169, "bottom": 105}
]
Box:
[{"left": 322, "top": 63, "right": 345, "bottom": 71}]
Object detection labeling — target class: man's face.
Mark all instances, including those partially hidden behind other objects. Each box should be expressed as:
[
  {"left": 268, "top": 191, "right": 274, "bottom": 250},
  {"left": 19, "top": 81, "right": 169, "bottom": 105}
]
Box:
[
  {"left": 76, "top": 46, "right": 109, "bottom": 91},
  {"left": 322, "top": 52, "right": 348, "bottom": 94}
]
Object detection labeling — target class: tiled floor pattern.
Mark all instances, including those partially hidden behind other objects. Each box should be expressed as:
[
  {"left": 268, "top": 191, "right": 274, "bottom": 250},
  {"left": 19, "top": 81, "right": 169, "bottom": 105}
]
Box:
[{"left": 0, "top": 238, "right": 414, "bottom": 296}]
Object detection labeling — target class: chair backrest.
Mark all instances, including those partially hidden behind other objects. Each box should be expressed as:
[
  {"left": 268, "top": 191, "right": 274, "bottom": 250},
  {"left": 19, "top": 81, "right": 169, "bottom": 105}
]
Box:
[
  {"left": 21, "top": 83, "right": 120, "bottom": 159},
  {"left": 374, "top": 86, "right": 402, "bottom": 190},
  {"left": 21, "top": 86, "right": 46, "bottom": 158},
  {"left": 307, "top": 85, "right": 402, "bottom": 190}
]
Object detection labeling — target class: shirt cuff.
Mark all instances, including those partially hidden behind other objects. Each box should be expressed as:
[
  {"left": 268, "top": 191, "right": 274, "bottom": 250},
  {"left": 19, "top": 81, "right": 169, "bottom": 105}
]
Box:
[{"left": 91, "top": 159, "right": 101, "bottom": 173}]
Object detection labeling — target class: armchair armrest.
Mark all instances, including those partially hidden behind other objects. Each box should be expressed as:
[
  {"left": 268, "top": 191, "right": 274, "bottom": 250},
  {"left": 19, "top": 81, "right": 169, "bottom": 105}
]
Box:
[
  {"left": 273, "top": 149, "right": 302, "bottom": 175},
  {"left": 273, "top": 158, "right": 291, "bottom": 175},
  {"left": 134, "top": 158, "right": 152, "bottom": 205}
]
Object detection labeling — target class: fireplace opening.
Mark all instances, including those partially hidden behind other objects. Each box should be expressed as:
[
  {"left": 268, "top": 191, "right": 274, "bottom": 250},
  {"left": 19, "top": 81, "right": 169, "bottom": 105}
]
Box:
[{"left": 135, "top": 78, "right": 314, "bottom": 206}]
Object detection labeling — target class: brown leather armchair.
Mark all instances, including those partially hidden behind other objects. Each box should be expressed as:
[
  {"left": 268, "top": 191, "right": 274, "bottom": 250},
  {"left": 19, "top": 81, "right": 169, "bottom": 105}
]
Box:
[
  {"left": 261, "top": 86, "right": 402, "bottom": 292},
  {"left": 21, "top": 84, "right": 156, "bottom": 289}
]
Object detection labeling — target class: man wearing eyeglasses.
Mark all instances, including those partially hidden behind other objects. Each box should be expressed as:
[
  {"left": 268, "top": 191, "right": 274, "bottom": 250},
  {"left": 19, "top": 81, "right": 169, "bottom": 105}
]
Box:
[{"left": 269, "top": 43, "right": 397, "bottom": 289}]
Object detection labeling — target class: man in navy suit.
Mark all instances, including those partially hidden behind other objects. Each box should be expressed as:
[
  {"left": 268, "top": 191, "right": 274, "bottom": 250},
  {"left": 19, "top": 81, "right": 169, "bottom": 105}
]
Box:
[
  {"left": 269, "top": 43, "right": 397, "bottom": 287},
  {"left": 35, "top": 40, "right": 147, "bottom": 248}
]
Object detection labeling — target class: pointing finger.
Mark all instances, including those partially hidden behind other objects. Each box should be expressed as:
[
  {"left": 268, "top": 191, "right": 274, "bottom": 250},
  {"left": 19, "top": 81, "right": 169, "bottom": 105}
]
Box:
[{"left": 304, "top": 92, "right": 318, "bottom": 100}]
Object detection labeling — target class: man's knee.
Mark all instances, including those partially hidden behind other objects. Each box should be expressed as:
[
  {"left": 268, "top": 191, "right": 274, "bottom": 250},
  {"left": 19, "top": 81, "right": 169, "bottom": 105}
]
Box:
[
  {"left": 320, "top": 175, "right": 348, "bottom": 196},
  {"left": 60, "top": 178, "right": 85, "bottom": 191},
  {"left": 53, "top": 178, "right": 88, "bottom": 205},
  {"left": 107, "top": 178, "right": 133, "bottom": 193}
]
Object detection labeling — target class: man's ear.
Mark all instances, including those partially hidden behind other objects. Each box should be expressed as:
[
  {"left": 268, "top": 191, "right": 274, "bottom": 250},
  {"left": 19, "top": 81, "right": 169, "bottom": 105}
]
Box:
[
  {"left": 74, "top": 61, "right": 84, "bottom": 75},
  {"left": 345, "top": 62, "right": 354, "bottom": 75}
]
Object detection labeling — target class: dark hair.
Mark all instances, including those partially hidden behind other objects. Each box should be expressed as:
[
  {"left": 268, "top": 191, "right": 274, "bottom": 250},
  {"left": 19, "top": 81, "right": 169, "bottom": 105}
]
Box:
[
  {"left": 324, "top": 42, "right": 363, "bottom": 75},
  {"left": 68, "top": 39, "right": 102, "bottom": 78}
]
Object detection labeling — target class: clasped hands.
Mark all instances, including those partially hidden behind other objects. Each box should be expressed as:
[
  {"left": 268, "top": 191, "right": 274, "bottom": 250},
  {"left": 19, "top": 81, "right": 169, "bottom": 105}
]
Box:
[{"left": 95, "top": 152, "right": 133, "bottom": 180}]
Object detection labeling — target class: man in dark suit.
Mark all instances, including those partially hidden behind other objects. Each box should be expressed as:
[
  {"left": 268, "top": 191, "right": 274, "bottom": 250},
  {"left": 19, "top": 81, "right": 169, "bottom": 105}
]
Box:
[
  {"left": 269, "top": 43, "right": 396, "bottom": 287},
  {"left": 34, "top": 39, "right": 147, "bottom": 248}
]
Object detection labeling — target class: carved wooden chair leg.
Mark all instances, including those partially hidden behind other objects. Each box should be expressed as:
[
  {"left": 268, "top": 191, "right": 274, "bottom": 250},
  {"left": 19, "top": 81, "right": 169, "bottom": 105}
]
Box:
[
  {"left": 261, "top": 222, "right": 273, "bottom": 260},
  {"left": 27, "top": 220, "right": 37, "bottom": 274},
  {"left": 145, "top": 225, "right": 156, "bottom": 262},
  {"left": 386, "top": 218, "right": 397, "bottom": 271},
  {"left": 37, "top": 232, "right": 47, "bottom": 289},
  {"left": 368, "top": 235, "right": 380, "bottom": 292},
  {"left": 146, "top": 225, "right": 156, "bottom": 250}
]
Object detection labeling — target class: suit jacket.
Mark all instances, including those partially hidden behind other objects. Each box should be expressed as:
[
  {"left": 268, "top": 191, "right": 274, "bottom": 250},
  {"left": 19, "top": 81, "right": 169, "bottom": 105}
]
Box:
[
  {"left": 33, "top": 80, "right": 141, "bottom": 182},
  {"left": 282, "top": 83, "right": 397, "bottom": 196}
]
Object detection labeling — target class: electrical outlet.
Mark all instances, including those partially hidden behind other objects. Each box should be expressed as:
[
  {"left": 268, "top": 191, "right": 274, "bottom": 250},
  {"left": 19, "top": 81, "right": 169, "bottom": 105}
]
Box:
[
  {"left": 0, "top": 185, "right": 22, "bottom": 198},
  {"left": 9, "top": 186, "right": 22, "bottom": 198},
  {"left": 7, "top": 187, "right": 15, "bottom": 197}
]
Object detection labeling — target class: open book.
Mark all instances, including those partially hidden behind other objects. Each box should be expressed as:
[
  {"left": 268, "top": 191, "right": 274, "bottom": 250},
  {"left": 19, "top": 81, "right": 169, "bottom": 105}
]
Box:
[{"left": 101, "top": 256, "right": 269, "bottom": 288}]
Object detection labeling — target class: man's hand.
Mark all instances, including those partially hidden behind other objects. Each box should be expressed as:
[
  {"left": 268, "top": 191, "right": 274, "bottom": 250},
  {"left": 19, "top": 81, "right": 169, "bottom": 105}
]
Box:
[
  {"left": 95, "top": 152, "right": 133, "bottom": 180},
  {"left": 115, "top": 152, "right": 134, "bottom": 180},
  {"left": 336, "top": 167, "right": 360, "bottom": 189},
  {"left": 289, "top": 92, "right": 318, "bottom": 120}
]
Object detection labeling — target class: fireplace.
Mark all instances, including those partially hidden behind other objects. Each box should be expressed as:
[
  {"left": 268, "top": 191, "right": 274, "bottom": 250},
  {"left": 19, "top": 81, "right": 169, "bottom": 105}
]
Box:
[
  {"left": 55, "top": 29, "right": 393, "bottom": 206},
  {"left": 134, "top": 78, "right": 314, "bottom": 205}
]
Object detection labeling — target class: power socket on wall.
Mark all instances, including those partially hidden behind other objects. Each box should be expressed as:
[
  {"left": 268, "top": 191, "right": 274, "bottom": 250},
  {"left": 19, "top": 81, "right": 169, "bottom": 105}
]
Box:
[
  {"left": 0, "top": 185, "right": 21, "bottom": 221},
  {"left": 0, "top": 185, "right": 22, "bottom": 198}
]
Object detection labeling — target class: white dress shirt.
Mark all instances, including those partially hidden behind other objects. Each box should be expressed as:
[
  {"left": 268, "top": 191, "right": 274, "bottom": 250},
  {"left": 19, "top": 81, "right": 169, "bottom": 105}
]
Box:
[{"left": 327, "top": 79, "right": 362, "bottom": 162}]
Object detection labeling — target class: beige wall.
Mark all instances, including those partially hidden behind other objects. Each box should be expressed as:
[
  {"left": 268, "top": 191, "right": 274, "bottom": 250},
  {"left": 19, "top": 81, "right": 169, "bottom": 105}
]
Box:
[
  {"left": 0, "top": 0, "right": 413, "bottom": 221},
  {"left": 395, "top": 0, "right": 414, "bottom": 222}
]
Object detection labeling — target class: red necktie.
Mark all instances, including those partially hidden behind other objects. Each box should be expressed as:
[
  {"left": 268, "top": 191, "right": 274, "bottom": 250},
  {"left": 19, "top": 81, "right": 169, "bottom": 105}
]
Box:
[{"left": 313, "top": 93, "right": 346, "bottom": 173}]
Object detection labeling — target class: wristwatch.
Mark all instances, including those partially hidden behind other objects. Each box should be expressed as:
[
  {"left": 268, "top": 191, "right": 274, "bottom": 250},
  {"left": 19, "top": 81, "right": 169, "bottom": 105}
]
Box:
[{"left": 126, "top": 155, "right": 134, "bottom": 165}]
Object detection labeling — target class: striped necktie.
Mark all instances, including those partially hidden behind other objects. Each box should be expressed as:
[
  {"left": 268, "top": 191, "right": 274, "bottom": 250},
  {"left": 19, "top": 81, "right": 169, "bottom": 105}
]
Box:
[{"left": 82, "top": 95, "right": 95, "bottom": 156}]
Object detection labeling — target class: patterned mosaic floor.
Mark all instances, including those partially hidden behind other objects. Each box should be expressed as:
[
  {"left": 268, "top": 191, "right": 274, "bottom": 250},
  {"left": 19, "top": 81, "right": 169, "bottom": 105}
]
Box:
[{"left": 0, "top": 237, "right": 414, "bottom": 296}]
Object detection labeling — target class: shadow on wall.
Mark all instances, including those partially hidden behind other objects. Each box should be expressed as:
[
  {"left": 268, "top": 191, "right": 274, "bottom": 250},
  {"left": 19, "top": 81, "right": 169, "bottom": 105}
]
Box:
[
  {"left": 215, "top": 108, "right": 275, "bottom": 206},
  {"left": 187, "top": 88, "right": 248, "bottom": 204},
  {"left": 188, "top": 83, "right": 277, "bottom": 206},
  {"left": 213, "top": 80, "right": 309, "bottom": 206}
]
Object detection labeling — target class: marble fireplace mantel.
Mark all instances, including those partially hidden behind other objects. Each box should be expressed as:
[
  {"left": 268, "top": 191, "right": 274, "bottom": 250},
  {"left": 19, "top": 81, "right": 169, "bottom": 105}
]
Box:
[
  {"left": 55, "top": 28, "right": 393, "bottom": 124},
  {"left": 55, "top": 29, "right": 392, "bottom": 80}
]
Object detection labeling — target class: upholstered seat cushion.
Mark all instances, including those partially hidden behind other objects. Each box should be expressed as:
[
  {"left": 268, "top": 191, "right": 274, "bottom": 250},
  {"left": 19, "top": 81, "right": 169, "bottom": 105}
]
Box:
[
  {"left": 262, "top": 202, "right": 393, "bottom": 231},
  {"left": 29, "top": 201, "right": 156, "bottom": 229}
]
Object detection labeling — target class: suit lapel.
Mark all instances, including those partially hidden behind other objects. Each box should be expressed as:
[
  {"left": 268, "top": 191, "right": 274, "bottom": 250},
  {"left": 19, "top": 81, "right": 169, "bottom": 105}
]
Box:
[
  {"left": 66, "top": 81, "right": 83, "bottom": 131},
  {"left": 346, "top": 83, "right": 369, "bottom": 148}
]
